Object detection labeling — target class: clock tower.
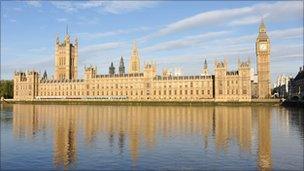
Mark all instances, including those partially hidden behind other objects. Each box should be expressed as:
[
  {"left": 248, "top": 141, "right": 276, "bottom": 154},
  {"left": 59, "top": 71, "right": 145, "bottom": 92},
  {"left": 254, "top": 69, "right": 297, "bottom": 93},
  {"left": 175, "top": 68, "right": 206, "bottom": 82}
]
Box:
[{"left": 256, "top": 20, "right": 270, "bottom": 99}]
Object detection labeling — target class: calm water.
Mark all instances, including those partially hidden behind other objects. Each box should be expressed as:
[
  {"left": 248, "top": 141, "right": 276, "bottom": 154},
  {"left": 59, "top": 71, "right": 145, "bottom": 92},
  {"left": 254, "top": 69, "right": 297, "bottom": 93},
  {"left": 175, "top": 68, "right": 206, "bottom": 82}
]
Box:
[{"left": 0, "top": 104, "right": 303, "bottom": 170}]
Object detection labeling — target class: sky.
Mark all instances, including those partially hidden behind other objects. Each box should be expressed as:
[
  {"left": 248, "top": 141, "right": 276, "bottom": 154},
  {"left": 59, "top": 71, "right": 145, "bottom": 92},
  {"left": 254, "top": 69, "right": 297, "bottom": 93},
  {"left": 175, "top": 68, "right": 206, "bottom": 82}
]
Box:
[{"left": 1, "top": 1, "right": 303, "bottom": 84}]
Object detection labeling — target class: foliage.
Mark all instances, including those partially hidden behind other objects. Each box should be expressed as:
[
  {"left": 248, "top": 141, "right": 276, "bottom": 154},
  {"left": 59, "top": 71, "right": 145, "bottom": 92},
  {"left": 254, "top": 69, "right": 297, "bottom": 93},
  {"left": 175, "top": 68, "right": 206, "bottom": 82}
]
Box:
[{"left": 0, "top": 80, "right": 14, "bottom": 99}]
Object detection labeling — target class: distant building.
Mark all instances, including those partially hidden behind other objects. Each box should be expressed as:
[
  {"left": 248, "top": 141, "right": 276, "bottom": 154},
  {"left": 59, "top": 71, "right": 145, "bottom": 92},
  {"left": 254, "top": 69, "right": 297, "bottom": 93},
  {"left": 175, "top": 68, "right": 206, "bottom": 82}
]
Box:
[
  {"left": 289, "top": 67, "right": 304, "bottom": 98},
  {"left": 14, "top": 21, "right": 271, "bottom": 101},
  {"left": 272, "top": 75, "right": 292, "bottom": 98}
]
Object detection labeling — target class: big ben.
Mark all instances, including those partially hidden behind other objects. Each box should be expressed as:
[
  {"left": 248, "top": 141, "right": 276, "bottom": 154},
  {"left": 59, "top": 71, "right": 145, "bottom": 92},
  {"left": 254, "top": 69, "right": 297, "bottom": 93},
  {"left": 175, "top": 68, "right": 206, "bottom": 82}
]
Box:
[{"left": 256, "top": 20, "right": 270, "bottom": 99}]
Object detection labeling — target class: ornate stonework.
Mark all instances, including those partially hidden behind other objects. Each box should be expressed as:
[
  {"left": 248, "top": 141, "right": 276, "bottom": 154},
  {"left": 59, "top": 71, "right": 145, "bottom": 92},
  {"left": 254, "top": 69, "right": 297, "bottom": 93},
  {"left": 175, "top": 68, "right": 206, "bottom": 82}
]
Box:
[
  {"left": 256, "top": 20, "right": 271, "bottom": 99},
  {"left": 54, "top": 28, "right": 78, "bottom": 80},
  {"left": 13, "top": 23, "right": 270, "bottom": 101}
]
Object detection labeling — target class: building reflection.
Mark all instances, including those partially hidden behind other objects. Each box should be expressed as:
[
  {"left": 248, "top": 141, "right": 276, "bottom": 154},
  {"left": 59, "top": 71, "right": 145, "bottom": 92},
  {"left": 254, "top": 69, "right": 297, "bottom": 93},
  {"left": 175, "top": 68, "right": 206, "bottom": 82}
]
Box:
[
  {"left": 12, "top": 104, "right": 302, "bottom": 169},
  {"left": 255, "top": 107, "right": 272, "bottom": 170}
]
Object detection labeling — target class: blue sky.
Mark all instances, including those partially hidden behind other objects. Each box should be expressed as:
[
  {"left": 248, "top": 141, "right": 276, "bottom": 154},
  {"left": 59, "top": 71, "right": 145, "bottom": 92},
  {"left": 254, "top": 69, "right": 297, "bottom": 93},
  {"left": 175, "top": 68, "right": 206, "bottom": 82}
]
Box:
[{"left": 1, "top": 1, "right": 303, "bottom": 84}]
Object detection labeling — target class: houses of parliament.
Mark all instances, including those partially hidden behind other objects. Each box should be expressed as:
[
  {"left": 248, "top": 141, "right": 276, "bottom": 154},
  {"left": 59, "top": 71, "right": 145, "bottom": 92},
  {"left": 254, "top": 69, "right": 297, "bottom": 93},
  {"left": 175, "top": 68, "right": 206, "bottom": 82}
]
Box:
[{"left": 13, "top": 21, "right": 271, "bottom": 101}]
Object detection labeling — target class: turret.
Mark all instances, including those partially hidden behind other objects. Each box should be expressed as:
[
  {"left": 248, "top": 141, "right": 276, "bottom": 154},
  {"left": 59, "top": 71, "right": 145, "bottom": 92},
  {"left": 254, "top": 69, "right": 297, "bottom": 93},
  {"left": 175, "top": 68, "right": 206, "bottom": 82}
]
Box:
[
  {"left": 215, "top": 59, "right": 227, "bottom": 77},
  {"left": 13, "top": 70, "right": 39, "bottom": 100},
  {"left": 42, "top": 70, "right": 48, "bottom": 80},
  {"left": 109, "top": 62, "right": 115, "bottom": 75},
  {"left": 84, "top": 66, "right": 96, "bottom": 79},
  {"left": 238, "top": 58, "right": 251, "bottom": 77},
  {"left": 54, "top": 26, "right": 78, "bottom": 80},
  {"left": 201, "top": 59, "right": 209, "bottom": 76},
  {"left": 144, "top": 61, "right": 156, "bottom": 78},
  {"left": 119, "top": 56, "right": 125, "bottom": 74}
]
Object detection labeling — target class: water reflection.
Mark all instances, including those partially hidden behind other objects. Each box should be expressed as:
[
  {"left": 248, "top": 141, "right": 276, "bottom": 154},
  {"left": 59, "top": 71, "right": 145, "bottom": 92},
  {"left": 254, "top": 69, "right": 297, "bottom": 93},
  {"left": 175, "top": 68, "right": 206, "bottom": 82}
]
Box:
[{"left": 9, "top": 104, "right": 303, "bottom": 170}]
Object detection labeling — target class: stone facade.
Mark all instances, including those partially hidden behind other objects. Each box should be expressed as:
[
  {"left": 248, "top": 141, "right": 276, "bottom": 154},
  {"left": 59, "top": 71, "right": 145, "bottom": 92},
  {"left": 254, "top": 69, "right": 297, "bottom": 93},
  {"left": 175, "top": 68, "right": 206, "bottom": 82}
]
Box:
[
  {"left": 54, "top": 29, "right": 78, "bottom": 80},
  {"left": 214, "top": 59, "right": 251, "bottom": 101},
  {"left": 13, "top": 22, "right": 270, "bottom": 101}
]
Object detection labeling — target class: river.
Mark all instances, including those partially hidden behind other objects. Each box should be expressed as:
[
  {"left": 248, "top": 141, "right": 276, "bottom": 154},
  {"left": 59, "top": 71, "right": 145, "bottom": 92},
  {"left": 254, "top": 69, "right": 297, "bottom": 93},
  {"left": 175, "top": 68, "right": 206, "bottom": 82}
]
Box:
[{"left": 1, "top": 104, "right": 303, "bottom": 170}]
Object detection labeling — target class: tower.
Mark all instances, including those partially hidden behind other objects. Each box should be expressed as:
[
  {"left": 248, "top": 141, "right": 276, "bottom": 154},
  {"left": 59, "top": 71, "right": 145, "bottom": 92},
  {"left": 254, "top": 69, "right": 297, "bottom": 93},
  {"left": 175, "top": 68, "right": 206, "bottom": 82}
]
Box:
[
  {"left": 144, "top": 62, "right": 157, "bottom": 78},
  {"left": 128, "top": 41, "right": 140, "bottom": 74},
  {"left": 54, "top": 26, "right": 78, "bottom": 80},
  {"left": 256, "top": 20, "right": 270, "bottom": 98},
  {"left": 109, "top": 62, "right": 115, "bottom": 75},
  {"left": 201, "top": 59, "right": 209, "bottom": 76},
  {"left": 119, "top": 56, "right": 125, "bottom": 74}
]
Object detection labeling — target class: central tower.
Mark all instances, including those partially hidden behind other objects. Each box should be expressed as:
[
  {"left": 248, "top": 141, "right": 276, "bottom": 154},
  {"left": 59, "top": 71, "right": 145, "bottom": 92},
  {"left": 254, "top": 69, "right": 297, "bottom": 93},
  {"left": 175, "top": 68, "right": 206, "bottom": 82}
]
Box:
[
  {"left": 128, "top": 41, "right": 140, "bottom": 74},
  {"left": 54, "top": 27, "right": 78, "bottom": 80},
  {"left": 256, "top": 20, "right": 270, "bottom": 99}
]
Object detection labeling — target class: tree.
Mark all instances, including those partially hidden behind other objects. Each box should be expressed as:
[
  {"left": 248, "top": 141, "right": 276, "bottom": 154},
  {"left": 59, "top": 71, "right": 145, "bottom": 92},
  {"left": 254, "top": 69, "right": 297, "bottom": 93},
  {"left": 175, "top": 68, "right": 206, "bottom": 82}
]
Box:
[{"left": 0, "top": 80, "right": 14, "bottom": 99}]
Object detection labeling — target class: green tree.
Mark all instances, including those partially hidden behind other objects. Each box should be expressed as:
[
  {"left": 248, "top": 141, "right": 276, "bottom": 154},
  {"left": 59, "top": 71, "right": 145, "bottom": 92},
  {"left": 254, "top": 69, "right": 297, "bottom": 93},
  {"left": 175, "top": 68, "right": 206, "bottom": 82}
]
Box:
[{"left": 0, "top": 80, "right": 14, "bottom": 99}]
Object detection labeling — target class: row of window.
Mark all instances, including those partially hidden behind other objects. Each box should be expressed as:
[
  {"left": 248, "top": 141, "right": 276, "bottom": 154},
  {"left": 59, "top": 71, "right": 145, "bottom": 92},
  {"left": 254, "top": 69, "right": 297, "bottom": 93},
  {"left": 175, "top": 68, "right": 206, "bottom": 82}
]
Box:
[
  {"left": 218, "top": 89, "right": 248, "bottom": 95},
  {"left": 40, "top": 81, "right": 213, "bottom": 91},
  {"left": 15, "top": 85, "right": 33, "bottom": 90},
  {"left": 39, "top": 89, "right": 212, "bottom": 97}
]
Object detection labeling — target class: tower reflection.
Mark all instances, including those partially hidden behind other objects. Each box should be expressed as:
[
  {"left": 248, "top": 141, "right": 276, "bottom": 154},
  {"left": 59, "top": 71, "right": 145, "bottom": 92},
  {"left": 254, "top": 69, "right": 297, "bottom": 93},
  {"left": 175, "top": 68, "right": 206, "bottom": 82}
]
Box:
[{"left": 12, "top": 104, "right": 280, "bottom": 169}]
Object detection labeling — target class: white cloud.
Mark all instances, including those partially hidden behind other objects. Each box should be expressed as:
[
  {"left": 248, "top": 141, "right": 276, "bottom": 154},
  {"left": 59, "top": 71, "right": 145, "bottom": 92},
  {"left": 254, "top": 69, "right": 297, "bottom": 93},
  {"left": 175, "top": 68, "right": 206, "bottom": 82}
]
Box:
[
  {"left": 79, "top": 42, "right": 125, "bottom": 54},
  {"left": 269, "top": 28, "right": 303, "bottom": 40},
  {"left": 51, "top": 2, "right": 75, "bottom": 12},
  {"left": 57, "top": 18, "right": 68, "bottom": 23},
  {"left": 101, "top": 1, "right": 158, "bottom": 14},
  {"left": 228, "top": 14, "right": 269, "bottom": 26},
  {"left": 141, "top": 1, "right": 303, "bottom": 41},
  {"left": 142, "top": 31, "right": 230, "bottom": 53},
  {"left": 13, "top": 7, "right": 22, "bottom": 11},
  {"left": 28, "top": 47, "right": 47, "bottom": 53},
  {"left": 79, "top": 27, "right": 150, "bottom": 40},
  {"left": 26, "top": 1, "right": 42, "bottom": 8},
  {"left": 9, "top": 19, "right": 17, "bottom": 23},
  {"left": 51, "top": 1, "right": 158, "bottom": 14}
]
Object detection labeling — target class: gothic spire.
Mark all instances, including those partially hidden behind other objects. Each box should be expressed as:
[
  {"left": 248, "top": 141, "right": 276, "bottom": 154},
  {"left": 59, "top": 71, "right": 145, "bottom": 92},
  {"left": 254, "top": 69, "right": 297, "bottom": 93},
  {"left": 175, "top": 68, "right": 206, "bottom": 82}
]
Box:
[
  {"left": 259, "top": 18, "right": 266, "bottom": 33},
  {"left": 66, "top": 25, "right": 69, "bottom": 35},
  {"left": 132, "top": 40, "right": 137, "bottom": 50},
  {"left": 119, "top": 56, "right": 125, "bottom": 74},
  {"left": 109, "top": 62, "right": 115, "bottom": 75},
  {"left": 204, "top": 59, "right": 208, "bottom": 69},
  {"left": 42, "top": 70, "right": 47, "bottom": 80}
]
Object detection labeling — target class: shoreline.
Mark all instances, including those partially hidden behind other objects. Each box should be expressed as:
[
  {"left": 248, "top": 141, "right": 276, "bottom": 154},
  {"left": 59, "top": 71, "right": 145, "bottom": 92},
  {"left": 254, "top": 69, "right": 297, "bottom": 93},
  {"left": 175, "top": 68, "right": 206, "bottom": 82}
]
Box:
[{"left": 1, "top": 99, "right": 280, "bottom": 106}]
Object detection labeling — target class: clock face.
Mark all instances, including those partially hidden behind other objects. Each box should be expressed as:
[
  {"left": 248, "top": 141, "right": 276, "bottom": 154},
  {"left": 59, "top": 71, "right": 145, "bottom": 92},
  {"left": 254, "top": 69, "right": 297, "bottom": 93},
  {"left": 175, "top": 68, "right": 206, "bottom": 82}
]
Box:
[{"left": 259, "top": 43, "right": 267, "bottom": 51}]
